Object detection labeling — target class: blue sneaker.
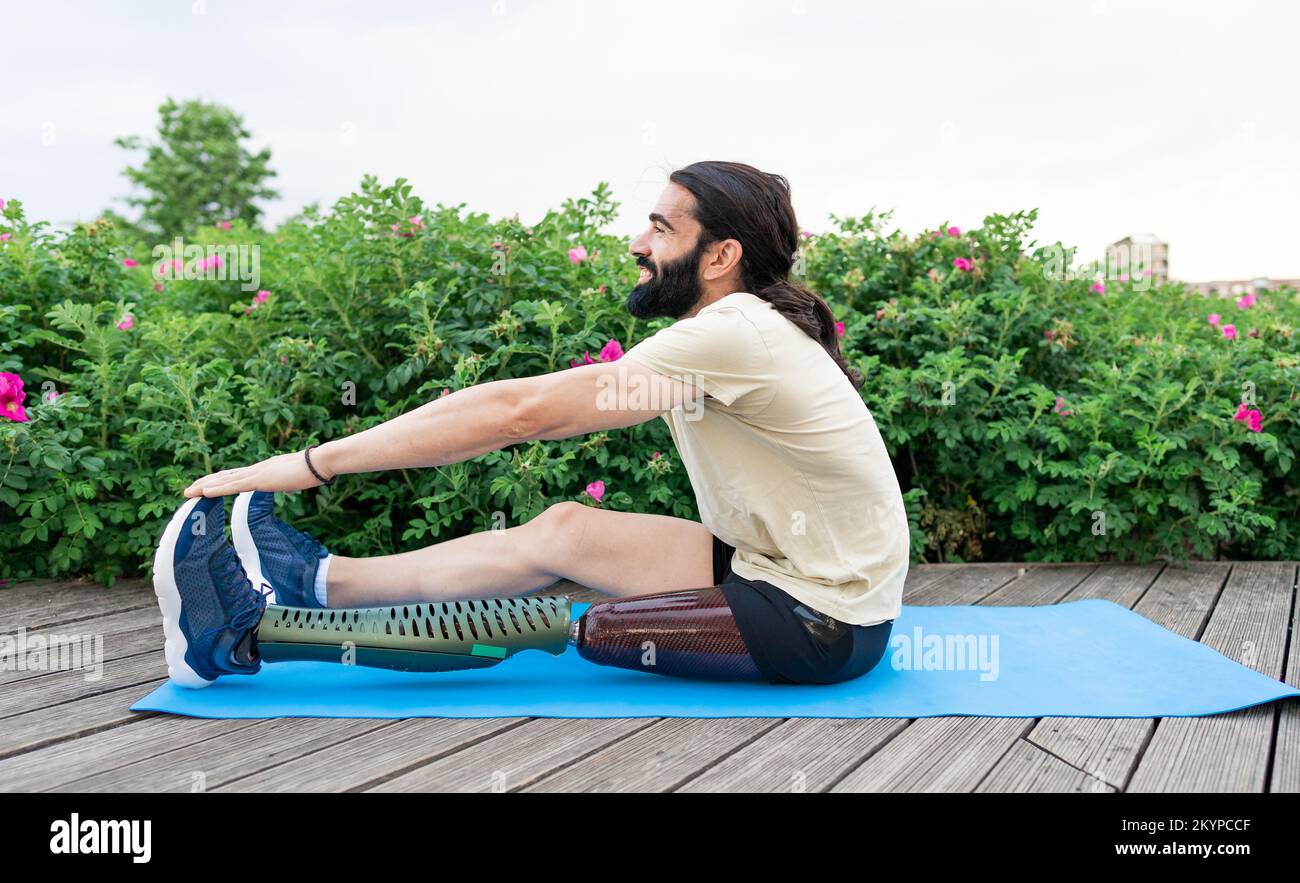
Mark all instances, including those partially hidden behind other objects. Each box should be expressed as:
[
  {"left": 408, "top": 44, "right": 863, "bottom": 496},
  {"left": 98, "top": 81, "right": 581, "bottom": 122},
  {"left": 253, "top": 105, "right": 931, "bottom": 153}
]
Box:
[
  {"left": 152, "top": 496, "right": 268, "bottom": 689},
  {"left": 230, "top": 491, "right": 329, "bottom": 609}
]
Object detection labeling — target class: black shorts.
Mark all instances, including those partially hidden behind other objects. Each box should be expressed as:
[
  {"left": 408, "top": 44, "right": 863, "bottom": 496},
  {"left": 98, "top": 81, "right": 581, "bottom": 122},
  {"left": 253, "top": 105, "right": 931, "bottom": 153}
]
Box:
[{"left": 712, "top": 535, "right": 894, "bottom": 686}]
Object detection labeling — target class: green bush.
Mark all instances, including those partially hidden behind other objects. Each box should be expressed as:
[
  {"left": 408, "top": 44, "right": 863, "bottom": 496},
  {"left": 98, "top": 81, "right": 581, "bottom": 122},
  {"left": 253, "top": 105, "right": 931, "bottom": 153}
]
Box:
[{"left": 1, "top": 182, "right": 1296, "bottom": 584}]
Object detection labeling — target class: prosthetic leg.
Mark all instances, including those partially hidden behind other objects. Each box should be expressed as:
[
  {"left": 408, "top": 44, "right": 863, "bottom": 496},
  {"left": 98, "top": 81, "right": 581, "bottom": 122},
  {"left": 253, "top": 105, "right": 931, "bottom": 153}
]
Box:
[{"left": 252, "top": 587, "right": 766, "bottom": 681}]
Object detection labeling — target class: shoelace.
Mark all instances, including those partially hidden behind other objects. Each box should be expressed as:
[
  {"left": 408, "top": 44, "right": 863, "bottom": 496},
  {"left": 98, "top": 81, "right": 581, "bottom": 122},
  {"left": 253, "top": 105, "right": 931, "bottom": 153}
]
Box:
[{"left": 200, "top": 545, "right": 272, "bottom": 639}]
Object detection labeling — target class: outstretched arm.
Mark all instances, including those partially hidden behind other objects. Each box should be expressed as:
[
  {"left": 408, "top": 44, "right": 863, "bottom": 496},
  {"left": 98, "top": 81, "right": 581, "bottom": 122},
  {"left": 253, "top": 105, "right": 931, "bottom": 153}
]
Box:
[{"left": 183, "top": 357, "right": 697, "bottom": 497}]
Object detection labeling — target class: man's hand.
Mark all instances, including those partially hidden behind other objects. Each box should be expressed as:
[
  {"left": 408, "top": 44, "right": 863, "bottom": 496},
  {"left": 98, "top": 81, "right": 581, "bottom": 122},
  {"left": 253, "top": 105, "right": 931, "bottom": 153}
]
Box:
[{"left": 184, "top": 450, "right": 324, "bottom": 498}]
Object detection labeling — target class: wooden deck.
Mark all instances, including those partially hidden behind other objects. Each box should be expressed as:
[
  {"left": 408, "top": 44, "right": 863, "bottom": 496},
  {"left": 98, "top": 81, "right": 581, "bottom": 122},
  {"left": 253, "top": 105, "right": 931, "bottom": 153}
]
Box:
[{"left": 1, "top": 561, "right": 1296, "bottom": 793}]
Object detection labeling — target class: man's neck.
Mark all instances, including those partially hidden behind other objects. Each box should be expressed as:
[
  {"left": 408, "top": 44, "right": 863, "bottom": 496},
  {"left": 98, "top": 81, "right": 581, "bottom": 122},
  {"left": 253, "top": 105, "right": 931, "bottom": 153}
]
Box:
[{"left": 681, "top": 288, "right": 744, "bottom": 320}]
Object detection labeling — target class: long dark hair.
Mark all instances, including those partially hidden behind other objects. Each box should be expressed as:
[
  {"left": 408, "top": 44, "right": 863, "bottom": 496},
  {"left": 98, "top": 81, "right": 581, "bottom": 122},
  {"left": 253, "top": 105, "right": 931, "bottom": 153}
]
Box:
[{"left": 669, "top": 161, "right": 862, "bottom": 389}]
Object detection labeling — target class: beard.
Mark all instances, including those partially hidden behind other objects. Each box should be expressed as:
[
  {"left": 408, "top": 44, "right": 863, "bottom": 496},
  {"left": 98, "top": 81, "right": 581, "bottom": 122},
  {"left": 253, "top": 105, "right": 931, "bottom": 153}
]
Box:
[{"left": 626, "top": 241, "right": 708, "bottom": 320}]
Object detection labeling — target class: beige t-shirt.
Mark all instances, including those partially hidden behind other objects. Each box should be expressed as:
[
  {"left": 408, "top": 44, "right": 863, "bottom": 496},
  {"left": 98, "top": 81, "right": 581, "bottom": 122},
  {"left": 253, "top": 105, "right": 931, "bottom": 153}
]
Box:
[{"left": 622, "top": 291, "right": 909, "bottom": 626}]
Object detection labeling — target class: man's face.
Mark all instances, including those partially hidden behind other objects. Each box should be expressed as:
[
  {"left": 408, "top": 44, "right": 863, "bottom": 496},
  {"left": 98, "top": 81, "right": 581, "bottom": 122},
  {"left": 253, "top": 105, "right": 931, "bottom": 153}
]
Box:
[{"left": 626, "top": 184, "right": 708, "bottom": 320}]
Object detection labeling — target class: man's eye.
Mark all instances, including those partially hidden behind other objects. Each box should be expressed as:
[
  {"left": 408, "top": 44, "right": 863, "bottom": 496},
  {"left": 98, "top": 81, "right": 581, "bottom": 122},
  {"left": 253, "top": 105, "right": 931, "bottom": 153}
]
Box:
[{"left": 654, "top": 226, "right": 666, "bottom": 234}]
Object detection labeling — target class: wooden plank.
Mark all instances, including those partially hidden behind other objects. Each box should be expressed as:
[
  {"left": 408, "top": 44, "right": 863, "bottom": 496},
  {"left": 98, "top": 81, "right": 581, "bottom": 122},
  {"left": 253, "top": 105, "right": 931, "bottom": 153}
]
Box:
[
  {"left": 1270, "top": 564, "right": 1299, "bottom": 793},
  {"left": 905, "top": 563, "right": 1028, "bottom": 605},
  {"left": 58, "top": 718, "right": 401, "bottom": 792},
  {"left": 0, "top": 683, "right": 164, "bottom": 758},
  {"left": 830, "top": 716, "right": 1030, "bottom": 792},
  {"left": 0, "top": 579, "right": 155, "bottom": 632},
  {"left": 0, "top": 715, "right": 261, "bottom": 792},
  {"left": 1128, "top": 561, "right": 1296, "bottom": 792},
  {"left": 0, "top": 648, "right": 165, "bottom": 718},
  {"left": 369, "top": 718, "right": 654, "bottom": 792},
  {"left": 1062, "top": 562, "right": 1167, "bottom": 610},
  {"left": 0, "top": 579, "right": 133, "bottom": 616},
  {"left": 523, "top": 718, "right": 782, "bottom": 792},
  {"left": 215, "top": 718, "right": 526, "bottom": 792},
  {"left": 1, "top": 606, "right": 162, "bottom": 688},
  {"left": 677, "top": 718, "right": 907, "bottom": 792},
  {"left": 975, "top": 738, "right": 1117, "bottom": 793}
]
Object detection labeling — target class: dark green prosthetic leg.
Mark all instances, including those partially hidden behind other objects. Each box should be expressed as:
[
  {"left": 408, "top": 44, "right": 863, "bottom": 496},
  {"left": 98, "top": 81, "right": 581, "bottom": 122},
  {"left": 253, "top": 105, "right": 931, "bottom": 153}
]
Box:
[{"left": 254, "top": 596, "right": 572, "bottom": 673}]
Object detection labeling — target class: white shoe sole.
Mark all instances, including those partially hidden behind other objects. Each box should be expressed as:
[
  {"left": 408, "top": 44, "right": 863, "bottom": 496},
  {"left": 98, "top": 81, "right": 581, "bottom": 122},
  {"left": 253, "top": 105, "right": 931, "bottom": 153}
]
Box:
[
  {"left": 152, "top": 497, "right": 215, "bottom": 689},
  {"left": 231, "top": 491, "right": 275, "bottom": 604}
]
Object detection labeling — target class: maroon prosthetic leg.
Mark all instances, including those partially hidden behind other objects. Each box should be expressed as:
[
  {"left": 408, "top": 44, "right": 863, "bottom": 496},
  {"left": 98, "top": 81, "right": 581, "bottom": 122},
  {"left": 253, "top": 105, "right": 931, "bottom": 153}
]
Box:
[{"left": 571, "top": 587, "right": 764, "bottom": 680}]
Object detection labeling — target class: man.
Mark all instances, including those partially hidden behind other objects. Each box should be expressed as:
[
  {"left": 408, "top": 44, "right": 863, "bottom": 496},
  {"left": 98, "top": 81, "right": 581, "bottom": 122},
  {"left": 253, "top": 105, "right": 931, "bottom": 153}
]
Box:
[{"left": 156, "top": 160, "right": 910, "bottom": 688}]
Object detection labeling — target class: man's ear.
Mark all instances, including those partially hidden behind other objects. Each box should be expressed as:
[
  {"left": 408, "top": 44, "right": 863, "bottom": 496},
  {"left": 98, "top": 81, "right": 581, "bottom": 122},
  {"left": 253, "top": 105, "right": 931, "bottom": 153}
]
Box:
[{"left": 701, "top": 238, "right": 743, "bottom": 282}]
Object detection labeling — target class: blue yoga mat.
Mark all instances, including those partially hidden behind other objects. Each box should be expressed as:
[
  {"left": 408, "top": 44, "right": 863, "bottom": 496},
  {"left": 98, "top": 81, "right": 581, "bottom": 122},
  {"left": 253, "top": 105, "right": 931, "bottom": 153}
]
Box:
[{"left": 131, "top": 599, "right": 1300, "bottom": 719}]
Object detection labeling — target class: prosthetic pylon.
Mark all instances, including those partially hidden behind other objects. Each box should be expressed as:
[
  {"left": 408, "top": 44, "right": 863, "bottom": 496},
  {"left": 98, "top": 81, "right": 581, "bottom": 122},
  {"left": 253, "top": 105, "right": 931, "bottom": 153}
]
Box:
[{"left": 255, "top": 595, "right": 572, "bottom": 672}]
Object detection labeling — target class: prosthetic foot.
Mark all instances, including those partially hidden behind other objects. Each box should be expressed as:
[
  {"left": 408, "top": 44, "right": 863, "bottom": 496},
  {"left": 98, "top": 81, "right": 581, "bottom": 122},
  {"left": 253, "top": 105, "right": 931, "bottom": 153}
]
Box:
[{"left": 254, "top": 596, "right": 572, "bottom": 672}]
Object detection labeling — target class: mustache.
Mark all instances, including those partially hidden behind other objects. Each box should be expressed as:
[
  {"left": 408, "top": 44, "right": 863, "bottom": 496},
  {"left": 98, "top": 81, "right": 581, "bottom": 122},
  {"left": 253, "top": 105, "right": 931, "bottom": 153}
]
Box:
[{"left": 635, "top": 257, "right": 656, "bottom": 275}]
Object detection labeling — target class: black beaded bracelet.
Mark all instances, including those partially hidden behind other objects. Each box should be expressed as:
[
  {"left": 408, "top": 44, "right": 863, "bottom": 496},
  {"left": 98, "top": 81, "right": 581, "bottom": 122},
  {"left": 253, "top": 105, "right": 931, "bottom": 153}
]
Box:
[{"left": 304, "top": 443, "right": 336, "bottom": 486}]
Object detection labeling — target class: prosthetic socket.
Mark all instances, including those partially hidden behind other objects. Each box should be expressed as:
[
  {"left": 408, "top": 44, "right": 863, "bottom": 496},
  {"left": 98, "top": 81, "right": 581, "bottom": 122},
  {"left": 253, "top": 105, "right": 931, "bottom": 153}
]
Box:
[{"left": 255, "top": 587, "right": 764, "bottom": 681}]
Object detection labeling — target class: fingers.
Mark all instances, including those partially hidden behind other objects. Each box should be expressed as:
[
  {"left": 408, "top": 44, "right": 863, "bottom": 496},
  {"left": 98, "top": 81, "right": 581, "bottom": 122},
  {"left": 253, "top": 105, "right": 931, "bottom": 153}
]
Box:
[{"left": 184, "top": 467, "right": 249, "bottom": 498}]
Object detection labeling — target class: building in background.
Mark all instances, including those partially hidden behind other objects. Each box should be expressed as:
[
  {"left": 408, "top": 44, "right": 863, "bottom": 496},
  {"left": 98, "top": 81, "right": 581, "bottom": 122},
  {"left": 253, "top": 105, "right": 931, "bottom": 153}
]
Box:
[
  {"left": 1106, "top": 233, "right": 1169, "bottom": 284},
  {"left": 1103, "top": 234, "right": 1297, "bottom": 294},
  {"left": 1184, "top": 277, "right": 1300, "bottom": 296}
]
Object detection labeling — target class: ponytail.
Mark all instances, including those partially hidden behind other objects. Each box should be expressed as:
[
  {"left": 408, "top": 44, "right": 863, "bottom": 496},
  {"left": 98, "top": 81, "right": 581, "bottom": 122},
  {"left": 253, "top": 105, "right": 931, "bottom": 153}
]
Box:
[{"left": 753, "top": 281, "right": 863, "bottom": 390}]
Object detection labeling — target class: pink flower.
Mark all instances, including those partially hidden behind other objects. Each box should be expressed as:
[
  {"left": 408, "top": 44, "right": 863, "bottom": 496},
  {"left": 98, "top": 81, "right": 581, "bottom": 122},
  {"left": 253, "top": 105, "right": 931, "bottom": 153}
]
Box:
[
  {"left": 1207, "top": 313, "right": 1221, "bottom": 326},
  {"left": 440, "top": 389, "right": 450, "bottom": 398},
  {"left": 1119, "top": 274, "right": 1129, "bottom": 282},
  {"left": 1234, "top": 403, "right": 1250, "bottom": 423},
  {"left": 651, "top": 451, "right": 661, "bottom": 460},
  {"left": 952, "top": 257, "right": 973, "bottom": 272},
  {"left": 567, "top": 245, "right": 588, "bottom": 265},
  {"left": 216, "top": 220, "right": 232, "bottom": 231},
  {"left": 117, "top": 315, "right": 134, "bottom": 331},
  {"left": 1222, "top": 324, "right": 1237, "bottom": 340},
  {"left": 121, "top": 258, "right": 138, "bottom": 268},
  {"left": 1053, "top": 395, "right": 1073, "bottom": 417},
  {"left": 947, "top": 226, "right": 961, "bottom": 236},
  {"left": 0, "top": 373, "right": 29, "bottom": 422},
  {"left": 1143, "top": 268, "right": 1153, "bottom": 277},
  {"left": 254, "top": 290, "right": 270, "bottom": 304},
  {"left": 154, "top": 283, "right": 164, "bottom": 293},
  {"left": 1043, "top": 329, "right": 1057, "bottom": 340},
  {"left": 570, "top": 339, "right": 624, "bottom": 367},
  {"left": 584, "top": 480, "right": 606, "bottom": 503},
  {"left": 44, "top": 388, "right": 60, "bottom": 403},
  {"left": 599, "top": 338, "right": 624, "bottom": 362},
  {"left": 0, "top": 199, "right": 5, "bottom": 211},
  {"left": 1089, "top": 281, "right": 1106, "bottom": 295},
  {"left": 927, "top": 268, "right": 940, "bottom": 282},
  {"left": 408, "top": 215, "right": 424, "bottom": 229},
  {"left": 800, "top": 230, "right": 813, "bottom": 239},
  {"left": 1236, "top": 292, "right": 1256, "bottom": 309},
  {"left": 1247, "top": 410, "right": 1263, "bottom": 432},
  {"left": 835, "top": 321, "right": 845, "bottom": 337},
  {"left": 0, "top": 234, "right": 11, "bottom": 243},
  {"left": 202, "top": 254, "right": 223, "bottom": 270}
]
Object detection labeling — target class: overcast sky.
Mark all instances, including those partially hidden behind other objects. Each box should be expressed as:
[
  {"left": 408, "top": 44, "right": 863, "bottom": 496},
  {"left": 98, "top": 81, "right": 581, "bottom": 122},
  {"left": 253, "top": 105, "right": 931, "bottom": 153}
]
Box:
[{"left": 2, "top": 0, "right": 1296, "bottom": 280}]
